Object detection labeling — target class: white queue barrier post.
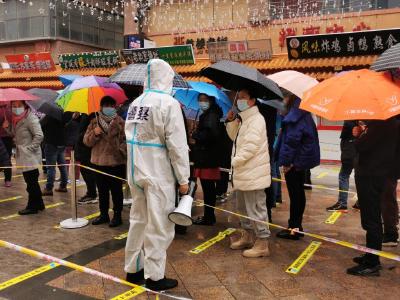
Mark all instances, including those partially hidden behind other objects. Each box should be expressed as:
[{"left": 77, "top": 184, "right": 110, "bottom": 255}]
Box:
[{"left": 60, "top": 149, "right": 89, "bottom": 229}]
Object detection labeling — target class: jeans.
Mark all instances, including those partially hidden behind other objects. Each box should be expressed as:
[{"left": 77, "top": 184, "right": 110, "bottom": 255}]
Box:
[
  {"left": 80, "top": 160, "right": 97, "bottom": 198},
  {"left": 1, "top": 137, "right": 13, "bottom": 182},
  {"left": 338, "top": 163, "right": 353, "bottom": 206},
  {"left": 271, "top": 160, "right": 281, "bottom": 202},
  {"left": 23, "top": 169, "right": 44, "bottom": 210},
  {"left": 285, "top": 169, "right": 306, "bottom": 229},
  {"left": 94, "top": 164, "right": 125, "bottom": 216},
  {"left": 355, "top": 175, "right": 386, "bottom": 265},
  {"left": 44, "top": 144, "right": 68, "bottom": 190}
]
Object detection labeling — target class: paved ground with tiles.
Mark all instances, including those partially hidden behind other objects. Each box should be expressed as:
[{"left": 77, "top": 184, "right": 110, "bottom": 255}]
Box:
[{"left": 0, "top": 165, "right": 399, "bottom": 299}]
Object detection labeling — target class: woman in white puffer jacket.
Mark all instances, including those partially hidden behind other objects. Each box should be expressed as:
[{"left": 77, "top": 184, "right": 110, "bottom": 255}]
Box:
[{"left": 226, "top": 88, "right": 271, "bottom": 258}]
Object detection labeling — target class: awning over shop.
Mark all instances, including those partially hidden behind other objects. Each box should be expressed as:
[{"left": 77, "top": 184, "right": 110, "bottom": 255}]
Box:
[{"left": 0, "top": 80, "right": 63, "bottom": 89}]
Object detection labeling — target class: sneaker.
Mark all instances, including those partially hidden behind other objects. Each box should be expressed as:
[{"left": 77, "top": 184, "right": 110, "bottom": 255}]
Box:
[
  {"left": 42, "top": 188, "right": 53, "bottom": 196},
  {"left": 4, "top": 181, "right": 11, "bottom": 187},
  {"left": 78, "top": 195, "right": 98, "bottom": 205},
  {"left": 55, "top": 187, "right": 68, "bottom": 193},
  {"left": 347, "top": 263, "right": 380, "bottom": 276},
  {"left": 353, "top": 201, "right": 360, "bottom": 210},
  {"left": 145, "top": 277, "right": 178, "bottom": 291},
  {"left": 382, "top": 235, "right": 399, "bottom": 247},
  {"left": 326, "top": 202, "right": 348, "bottom": 212},
  {"left": 216, "top": 194, "right": 227, "bottom": 203}
]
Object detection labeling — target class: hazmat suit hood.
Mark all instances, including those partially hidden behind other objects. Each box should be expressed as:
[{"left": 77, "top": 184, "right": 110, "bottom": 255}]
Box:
[{"left": 143, "top": 59, "right": 174, "bottom": 95}]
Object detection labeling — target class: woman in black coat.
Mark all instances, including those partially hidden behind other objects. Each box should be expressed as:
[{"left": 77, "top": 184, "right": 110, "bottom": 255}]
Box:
[{"left": 192, "top": 94, "right": 222, "bottom": 225}]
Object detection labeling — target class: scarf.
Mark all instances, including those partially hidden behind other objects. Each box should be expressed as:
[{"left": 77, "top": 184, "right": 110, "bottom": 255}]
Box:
[
  {"left": 12, "top": 108, "right": 29, "bottom": 128},
  {"left": 97, "top": 111, "right": 117, "bottom": 133}
]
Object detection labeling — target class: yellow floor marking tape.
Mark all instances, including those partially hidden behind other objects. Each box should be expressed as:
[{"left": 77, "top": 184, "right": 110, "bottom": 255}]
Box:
[
  {"left": 325, "top": 211, "right": 343, "bottom": 224},
  {"left": 316, "top": 172, "right": 329, "bottom": 179},
  {"left": 0, "top": 174, "right": 23, "bottom": 180},
  {"left": 190, "top": 228, "right": 236, "bottom": 254},
  {"left": 110, "top": 286, "right": 146, "bottom": 300},
  {"left": 0, "top": 262, "right": 59, "bottom": 291},
  {"left": 114, "top": 232, "right": 129, "bottom": 240},
  {"left": 0, "top": 196, "right": 23, "bottom": 204},
  {"left": 1, "top": 202, "right": 65, "bottom": 220},
  {"left": 286, "top": 241, "right": 321, "bottom": 275}
]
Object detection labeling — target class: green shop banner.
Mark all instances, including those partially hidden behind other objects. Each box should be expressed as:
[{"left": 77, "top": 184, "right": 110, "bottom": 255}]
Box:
[
  {"left": 121, "top": 45, "right": 195, "bottom": 65},
  {"left": 59, "top": 51, "right": 121, "bottom": 69}
]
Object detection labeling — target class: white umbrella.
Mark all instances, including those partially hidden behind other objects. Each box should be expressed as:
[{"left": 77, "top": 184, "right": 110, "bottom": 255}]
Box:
[{"left": 267, "top": 70, "right": 319, "bottom": 99}]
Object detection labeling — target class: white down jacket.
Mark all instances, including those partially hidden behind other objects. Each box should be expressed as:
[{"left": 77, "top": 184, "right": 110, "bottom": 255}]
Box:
[{"left": 226, "top": 105, "right": 271, "bottom": 191}]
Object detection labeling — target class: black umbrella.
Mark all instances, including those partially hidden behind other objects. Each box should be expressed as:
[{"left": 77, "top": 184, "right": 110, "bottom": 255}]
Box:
[
  {"left": 27, "top": 88, "right": 63, "bottom": 120},
  {"left": 200, "top": 60, "right": 283, "bottom": 99},
  {"left": 109, "top": 63, "right": 191, "bottom": 89},
  {"left": 370, "top": 43, "right": 400, "bottom": 72}
]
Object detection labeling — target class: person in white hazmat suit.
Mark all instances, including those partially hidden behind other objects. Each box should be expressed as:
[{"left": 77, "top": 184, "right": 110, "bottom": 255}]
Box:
[{"left": 124, "top": 59, "right": 190, "bottom": 291}]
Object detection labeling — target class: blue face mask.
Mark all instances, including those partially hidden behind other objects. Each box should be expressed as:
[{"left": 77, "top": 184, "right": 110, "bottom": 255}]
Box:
[
  {"left": 12, "top": 107, "right": 25, "bottom": 116},
  {"left": 237, "top": 99, "right": 250, "bottom": 112},
  {"left": 199, "top": 102, "right": 210, "bottom": 111},
  {"left": 102, "top": 107, "right": 116, "bottom": 116}
]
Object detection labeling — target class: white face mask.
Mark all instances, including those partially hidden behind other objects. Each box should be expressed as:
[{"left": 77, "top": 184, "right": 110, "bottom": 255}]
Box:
[{"left": 237, "top": 99, "right": 250, "bottom": 112}]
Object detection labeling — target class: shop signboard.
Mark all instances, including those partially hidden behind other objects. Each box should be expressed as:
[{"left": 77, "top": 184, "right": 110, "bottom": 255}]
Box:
[
  {"left": 58, "top": 51, "right": 120, "bottom": 69},
  {"left": 5, "top": 53, "right": 56, "bottom": 72},
  {"left": 121, "top": 45, "right": 195, "bottom": 65},
  {"left": 287, "top": 28, "right": 400, "bottom": 60},
  {"left": 208, "top": 39, "right": 272, "bottom": 62}
]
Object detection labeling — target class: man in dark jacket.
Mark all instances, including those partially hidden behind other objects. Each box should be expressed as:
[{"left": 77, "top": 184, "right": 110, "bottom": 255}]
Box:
[
  {"left": 326, "top": 120, "right": 357, "bottom": 211},
  {"left": 41, "top": 115, "right": 69, "bottom": 195},
  {"left": 347, "top": 118, "right": 399, "bottom": 276},
  {"left": 275, "top": 96, "right": 320, "bottom": 240}
]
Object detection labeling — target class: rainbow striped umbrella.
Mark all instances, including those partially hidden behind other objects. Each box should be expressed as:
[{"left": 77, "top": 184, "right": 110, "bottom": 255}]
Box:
[{"left": 56, "top": 76, "right": 127, "bottom": 114}]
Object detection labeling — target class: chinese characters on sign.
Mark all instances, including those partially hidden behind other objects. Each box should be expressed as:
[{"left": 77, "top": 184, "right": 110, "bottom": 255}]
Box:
[
  {"left": 287, "top": 28, "right": 400, "bottom": 60},
  {"left": 58, "top": 51, "right": 120, "bottom": 69},
  {"left": 6, "top": 53, "right": 56, "bottom": 72},
  {"left": 208, "top": 39, "right": 272, "bottom": 63},
  {"left": 121, "top": 45, "right": 195, "bottom": 65}
]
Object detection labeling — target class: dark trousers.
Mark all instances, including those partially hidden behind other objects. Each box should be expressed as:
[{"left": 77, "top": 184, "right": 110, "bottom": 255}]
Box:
[
  {"left": 80, "top": 160, "right": 98, "bottom": 198},
  {"left": 215, "top": 171, "right": 229, "bottom": 196},
  {"left": 285, "top": 169, "right": 306, "bottom": 229},
  {"left": 95, "top": 164, "right": 124, "bottom": 216},
  {"left": 2, "top": 136, "right": 13, "bottom": 181},
  {"left": 200, "top": 179, "right": 217, "bottom": 221},
  {"left": 265, "top": 187, "right": 273, "bottom": 222},
  {"left": 355, "top": 175, "right": 386, "bottom": 265},
  {"left": 381, "top": 177, "right": 399, "bottom": 239},
  {"left": 23, "top": 169, "right": 44, "bottom": 210}
]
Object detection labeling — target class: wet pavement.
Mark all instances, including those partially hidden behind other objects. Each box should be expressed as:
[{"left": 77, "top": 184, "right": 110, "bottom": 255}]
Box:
[{"left": 0, "top": 165, "right": 400, "bottom": 300}]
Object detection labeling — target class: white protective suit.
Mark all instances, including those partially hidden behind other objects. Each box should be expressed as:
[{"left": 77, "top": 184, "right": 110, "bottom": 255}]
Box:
[{"left": 124, "top": 59, "right": 190, "bottom": 281}]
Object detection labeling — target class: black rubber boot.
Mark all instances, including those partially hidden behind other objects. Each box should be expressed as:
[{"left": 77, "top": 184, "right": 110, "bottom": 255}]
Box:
[
  {"left": 145, "top": 277, "right": 178, "bottom": 291},
  {"left": 126, "top": 269, "right": 145, "bottom": 285}
]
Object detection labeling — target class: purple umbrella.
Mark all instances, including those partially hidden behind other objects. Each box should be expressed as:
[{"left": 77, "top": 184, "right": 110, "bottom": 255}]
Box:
[{"left": 68, "top": 76, "right": 121, "bottom": 91}]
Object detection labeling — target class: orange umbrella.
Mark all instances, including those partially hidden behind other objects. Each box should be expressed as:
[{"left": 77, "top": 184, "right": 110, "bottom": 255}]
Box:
[{"left": 300, "top": 69, "right": 400, "bottom": 120}]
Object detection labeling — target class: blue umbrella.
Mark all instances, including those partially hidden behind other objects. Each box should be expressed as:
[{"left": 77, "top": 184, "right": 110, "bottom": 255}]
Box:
[
  {"left": 174, "top": 81, "right": 232, "bottom": 120},
  {"left": 58, "top": 74, "right": 83, "bottom": 87}
]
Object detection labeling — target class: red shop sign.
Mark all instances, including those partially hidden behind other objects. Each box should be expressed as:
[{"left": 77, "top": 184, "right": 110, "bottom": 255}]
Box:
[{"left": 5, "top": 53, "right": 56, "bottom": 72}]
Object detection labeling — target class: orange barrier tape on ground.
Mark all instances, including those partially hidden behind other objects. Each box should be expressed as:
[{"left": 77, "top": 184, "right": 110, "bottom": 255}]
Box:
[
  {"left": 0, "top": 240, "right": 191, "bottom": 300},
  {"left": 77, "top": 164, "right": 398, "bottom": 262}
]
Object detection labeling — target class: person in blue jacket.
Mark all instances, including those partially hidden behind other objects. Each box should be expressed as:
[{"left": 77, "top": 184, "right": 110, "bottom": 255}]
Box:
[{"left": 275, "top": 94, "right": 320, "bottom": 240}]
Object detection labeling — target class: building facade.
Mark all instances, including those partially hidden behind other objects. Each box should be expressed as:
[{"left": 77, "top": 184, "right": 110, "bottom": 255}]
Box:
[{"left": 0, "top": 0, "right": 124, "bottom": 61}]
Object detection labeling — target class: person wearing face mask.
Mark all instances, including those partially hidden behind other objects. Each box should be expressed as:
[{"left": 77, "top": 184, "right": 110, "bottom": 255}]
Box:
[
  {"left": 84, "top": 96, "right": 127, "bottom": 227},
  {"left": 275, "top": 94, "right": 320, "bottom": 240},
  {"left": 191, "top": 93, "right": 223, "bottom": 225},
  {"left": 2, "top": 101, "right": 44, "bottom": 215},
  {"left": 225, "top": 89, "right": 271, "bottom": 258}
]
